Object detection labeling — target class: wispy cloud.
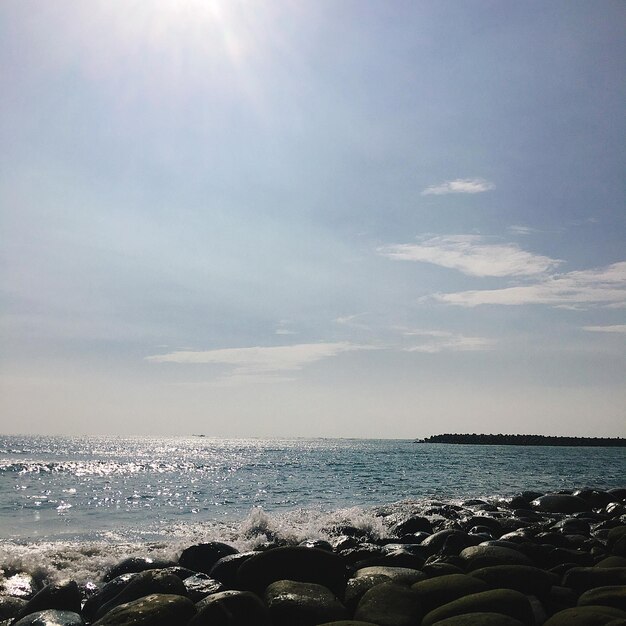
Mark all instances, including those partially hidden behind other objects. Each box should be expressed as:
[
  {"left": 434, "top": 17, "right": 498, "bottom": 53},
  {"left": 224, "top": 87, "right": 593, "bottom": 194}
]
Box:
[
  {"left": 275, "top": 320, "right": 298, "bottom": 335},
  {"left": 421, "top": 178, "right": 495, "bottom": 195},
  {"left": 508, "top": 225, "right": 537, "bottom": 236},
  {"left": 334, "top": 313, "right": 371, "bottom": 330},
  {"left": 146, "top": 342, "right": 366, "bottom": 379},
  {"left": 402, "top": 329, "right": 494, "bottom": 353},
  {"left": 436, "top": 261, "right": 626, "bottom": 309},
  {"left": 583, "top": 324, "right": 626, "bottom": 334},
  {"left": 378, "top": 235, "right": 561, "bottom": 277}
]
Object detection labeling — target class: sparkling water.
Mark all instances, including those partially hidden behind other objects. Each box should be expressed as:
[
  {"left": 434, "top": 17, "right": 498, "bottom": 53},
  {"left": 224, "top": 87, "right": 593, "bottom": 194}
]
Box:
[{"left": 0, "top": 435, "right": 624, "bottom": 583}]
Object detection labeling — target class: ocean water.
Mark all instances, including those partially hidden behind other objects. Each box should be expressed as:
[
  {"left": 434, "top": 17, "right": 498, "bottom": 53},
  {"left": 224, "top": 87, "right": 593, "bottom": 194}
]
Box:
[{"left": 0, "top": 435, "right": 624, "bottom": 584}]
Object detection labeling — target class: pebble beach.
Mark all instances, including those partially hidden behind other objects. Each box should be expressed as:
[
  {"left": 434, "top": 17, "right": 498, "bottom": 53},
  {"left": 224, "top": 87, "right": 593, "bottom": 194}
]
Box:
[{"left": 2, "top": 487, "right": 626, "bottom": 625}]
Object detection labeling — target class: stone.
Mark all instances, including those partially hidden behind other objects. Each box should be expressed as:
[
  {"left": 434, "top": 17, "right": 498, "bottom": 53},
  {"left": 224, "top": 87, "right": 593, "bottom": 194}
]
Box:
[
  {"left": 537, "top": 532, "right": 574, "bottom": 548},
  {"left": 317, "top": 622, "right": 378, "bottom": 626},
  {"left": 459, "top": 545, "right": 532, "bottom": 570},
  {"left": 92, "top": 593, "right": 196, "bottom": 625},
  {"left": 94, "top": 570, "right": 187, "bottom": 619},
  {"left": 12, "top": 610, "right": 85, "bottom": 625},
  {"left": 422, "top": 562, "right": 465, "bottom": 577},
  {"left": 300, "top": 539, "right": 334, "bottom": 551},
  {"left": 607, "top": 504, "right": 626, "bottom": 518},
  {"left": 103, "top": 558, "right": 176, "bottom": 582},
  {"left": 428, "top": 614, "right": 525, "bottom": 625},
  {"left": 189, "top": 590, "right": 270, "bottom": 625},
  {"left": 157, "top": 566, "right": 196, "bottom": 580},
  {"left": 463, "top": 517, "right": 503, "bottom": 536},
  {"left": 264, "top": 580, "right": 348, "bottom": 626},
  {"left": 368, "top": 548, "right": 426, "bottom": 570},
  {"left": 339, "top": 545, "right": 385, "bottom": 566},
  {"left": 236, "top": 546, "right": 348, "bottom": 597},
  {"left": 563, "top": 567, "right": 626, "bottom": 593},
  {"left": 421, "top": 530, "right": 474, "bottom": 555},
  {"left": 553, "top": 518, "right": 591, "bottom": 536},
  {"left": 208, "top": 552, "right": 256, "bottom": 588},
  {"left": 609, "top": 528, "right": 626, "bottom": 549},
  {"left": 578, "top": 586, "right": 626, "bottom": 611},
  {"left": 544, "top": 606, "right": 626, "bottom": 625},
  {"left": 470, "top": 564, "right": 558, "bottom": 596},
  {"left": 355, "top": 566, "right": 426, "bottom": 586},
  {"left": 412, "top": 574, "right": 490, "bottom": 614},
  {"left": 548, "top": 547, "right": 594, "bottom": 567},
  {"left": 354, "top": 582, "right": 422, "bottom": 626},
  {"left": 182, "top": 574, "right": 223, "bottom": 602},
  {"left": 12, "top": 581, "right": 81, "bottom": 622},
  {"left": 597, "top": 558, "right": 626, "bottom": 569},
  {"left": 332, "top": 536, "right": 360, "bottom": 552},
  {"left": 0, "top": 596, "right": 27, "bottom": 620},
  {"left": 82, "top": 574, "right": 138, "bottom": 622},
  {"left": 531, "top": 494, "right": 590, "bottom": 514},
  {"left": 574, "top": 490, "right": 615, "bottom": 509},
  {"left": 389, "top": 516, "right": 433, "bottom": 536},
  {"left": 344, "top": 575, "right": 390, "bottom": 613},
  {"left": 178, "top": 542, "right": 238, "bottom": 575},
  {"left": 421, "top": 589, "right": 534, "bottom": 626},
  {"left": 397, "top": 532, "right": 432, "bottom": 544},
  {"left": 546, "top": 585, "right": 578, "bottom": 614}
]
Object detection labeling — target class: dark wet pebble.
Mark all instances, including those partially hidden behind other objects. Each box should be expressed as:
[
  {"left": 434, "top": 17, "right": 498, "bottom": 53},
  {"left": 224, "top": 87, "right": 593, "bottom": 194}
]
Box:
[
  {"left": 12, "top": 610, "right": 85, "bottom": 626},
  {"left": 103, "top": 557, "right": 176, "bottom": 582},
  {"left": 178, "top": 542, "right": 238, "bottom": 575}
]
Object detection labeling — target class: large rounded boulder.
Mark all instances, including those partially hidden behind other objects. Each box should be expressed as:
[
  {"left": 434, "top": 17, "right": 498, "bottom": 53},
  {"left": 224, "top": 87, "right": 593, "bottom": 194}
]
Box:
[
  {"left": 91, "top": 593, "right": 196, "bottom": 625},
  {"left": 264, "top": 580, "right": 348, "bottom": 626},
  {"left": 412, "top": 574, "right": 489, "bottom": 614},
  {"left": 459, "top": 545, "right": 532, "bottom": 571},
  {"left": 178, "top": 542, "right": 238, "bottom": 575},
  {"left": 188, "top": 590, "right": 270, "bottom": 626},
  {"left": 531, "top": 494, "right": 589, "bottom": 514},
  {"left": 354, "top": 582, "right": 422, "bottom": 626},
  {"left": 12, "top": 610, "right": 85, "bottom": 626},
  {"left": 236, "top": 546, "right": 348, "bottom": 597},
  {"left": 421, "top": 589, "right": 534, "bottom": 626}
]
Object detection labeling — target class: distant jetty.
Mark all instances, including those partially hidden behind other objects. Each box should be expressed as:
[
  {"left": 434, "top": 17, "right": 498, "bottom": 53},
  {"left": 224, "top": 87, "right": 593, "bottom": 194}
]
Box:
[{"left": 416, "top": 433, "right": 626, "bottom": 447}]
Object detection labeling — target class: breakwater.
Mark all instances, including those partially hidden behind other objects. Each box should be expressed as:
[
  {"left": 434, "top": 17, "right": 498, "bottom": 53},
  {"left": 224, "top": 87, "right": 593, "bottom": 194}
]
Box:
[{"left": 417, "top": 434, "right": 626, "bottom": 447}]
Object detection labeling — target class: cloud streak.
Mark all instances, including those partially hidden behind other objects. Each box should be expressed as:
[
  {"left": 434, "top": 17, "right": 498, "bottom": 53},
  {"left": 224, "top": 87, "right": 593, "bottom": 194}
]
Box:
[
  {"left": 146, "top": 342, "right": 365, "bottom": 378},
  {"left": 379, "top": 235, "right": 561, "bottom": 277},
  {"left": 402, "top": 330, "right": 494, "bottom": 353},
  {"left": 436, "top": 261, "right": 626, "bottom": 308},
  {"left": 583, "top": 324, "right": 626, "bottom": 334},
  {"left": 421, "top": 178, "right": 495, "bottom": 195}
]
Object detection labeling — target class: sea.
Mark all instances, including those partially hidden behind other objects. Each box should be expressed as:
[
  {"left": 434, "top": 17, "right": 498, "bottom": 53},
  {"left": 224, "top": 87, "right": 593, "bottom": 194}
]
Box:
[{"left": 0, "top": 434, "right": 624, "bottom": 585}]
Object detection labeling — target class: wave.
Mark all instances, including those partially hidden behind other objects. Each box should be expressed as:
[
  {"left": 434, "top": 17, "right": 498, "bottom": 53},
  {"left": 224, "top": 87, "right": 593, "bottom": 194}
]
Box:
[{"left": 0, "top": 501, "right": 400, "bottom": 585}]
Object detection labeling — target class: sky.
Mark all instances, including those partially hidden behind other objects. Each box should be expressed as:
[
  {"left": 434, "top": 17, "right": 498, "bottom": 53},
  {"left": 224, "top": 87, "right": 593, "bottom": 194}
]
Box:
[{"left": 1, "top": 0, "right": 625, "bottom": 438}]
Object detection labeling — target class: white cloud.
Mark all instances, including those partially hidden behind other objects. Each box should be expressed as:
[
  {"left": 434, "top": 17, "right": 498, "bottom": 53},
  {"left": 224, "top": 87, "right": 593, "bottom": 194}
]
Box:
[
  {"left": 334, "top": 313, "right": 371, "bottom": 330},
  {"left": 436, "top": 261, "right": 626, "bottom": 308},
  {"left": 583, "top": 324, "right": 626, "bottom": 334},
  {"left": 378, "top": 235, "right": 561, "bottom": 277},
  {"left": 421, "top": 178, "right": 495, "bottom": 195},
  {"left": 402, "top": 329, "right": 494, "bottom": 353},
  {"left": 508, "top": 225, "right": 537, "bottom": 236},
  {"left": 146, "top": 342, "right": 365, "bottom": 377},
  {"left": 275, "top": 320, "right": 298, "bottom": 335}
]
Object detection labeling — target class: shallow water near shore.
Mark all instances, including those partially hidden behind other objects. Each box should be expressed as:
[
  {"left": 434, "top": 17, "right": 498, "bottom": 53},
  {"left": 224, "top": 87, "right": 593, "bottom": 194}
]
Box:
[{"left": 1, "top": 435, "right": 624, "bottom": 583}]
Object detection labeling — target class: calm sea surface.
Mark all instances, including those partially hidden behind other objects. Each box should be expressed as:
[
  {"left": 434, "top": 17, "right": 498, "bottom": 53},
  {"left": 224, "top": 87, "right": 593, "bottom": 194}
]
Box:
[{"left": 0, "top": 435, "right": 624, "bottom": 582}]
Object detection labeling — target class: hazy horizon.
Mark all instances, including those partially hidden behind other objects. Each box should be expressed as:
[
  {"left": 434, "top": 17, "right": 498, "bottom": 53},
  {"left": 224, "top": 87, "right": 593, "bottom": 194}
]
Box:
[{"left": 1, "top": 1, "right": 625, "bottom": 438}]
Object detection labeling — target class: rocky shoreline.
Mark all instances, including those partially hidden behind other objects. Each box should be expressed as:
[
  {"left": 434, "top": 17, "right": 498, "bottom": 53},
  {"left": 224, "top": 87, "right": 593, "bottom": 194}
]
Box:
[{"left": 1, "top": 488, "right": 625, "bottom": 625}]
